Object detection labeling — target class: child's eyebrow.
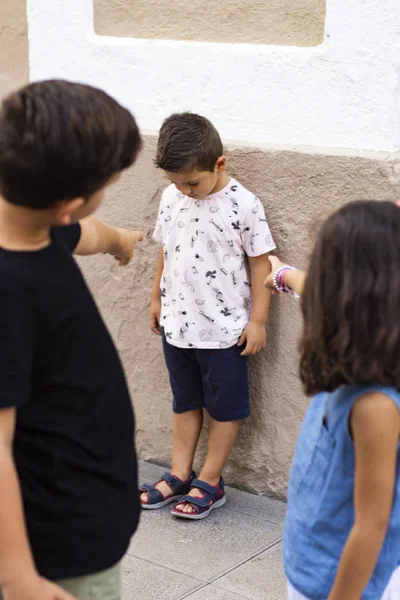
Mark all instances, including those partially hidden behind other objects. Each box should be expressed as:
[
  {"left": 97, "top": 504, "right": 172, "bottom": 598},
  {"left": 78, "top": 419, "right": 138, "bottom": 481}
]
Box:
[{"left": 166, "top": 177, "right": 201, "bottom": 185}]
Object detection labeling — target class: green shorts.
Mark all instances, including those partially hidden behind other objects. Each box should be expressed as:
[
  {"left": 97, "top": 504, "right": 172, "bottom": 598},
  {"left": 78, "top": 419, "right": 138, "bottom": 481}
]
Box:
[{"left": 0, "top": 562, "right": 121, "bottom": 600}]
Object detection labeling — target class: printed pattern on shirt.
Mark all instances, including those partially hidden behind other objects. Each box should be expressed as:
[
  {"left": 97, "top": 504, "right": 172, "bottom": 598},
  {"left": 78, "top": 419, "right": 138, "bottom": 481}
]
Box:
[{"left": 153, "top": 178, "right": 276, "bottom": 349}]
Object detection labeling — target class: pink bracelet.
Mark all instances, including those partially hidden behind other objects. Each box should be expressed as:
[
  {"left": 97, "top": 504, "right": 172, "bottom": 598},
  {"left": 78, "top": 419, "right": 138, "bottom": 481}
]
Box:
[{"left": 272, "top": 266, "right": 296, "bottom": 294}]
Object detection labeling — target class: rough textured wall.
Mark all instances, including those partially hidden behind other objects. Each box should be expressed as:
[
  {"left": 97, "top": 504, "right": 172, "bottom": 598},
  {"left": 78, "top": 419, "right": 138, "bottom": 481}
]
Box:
[
  {"left": 0, "top": 0, "right": 29, "bottom": 99},
  {"left": 80, "top": 137, "right": 398, "bottom": 499},
  {"left": 94, "top": 0, "right": 325, "bottom": 47}
]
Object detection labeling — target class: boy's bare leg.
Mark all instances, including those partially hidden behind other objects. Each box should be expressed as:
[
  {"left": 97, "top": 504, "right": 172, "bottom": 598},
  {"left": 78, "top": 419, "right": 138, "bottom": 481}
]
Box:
[
  {"left": 175, "top": 418, "right": 240, "bottom": 514},
  {"left": 140, "top": 409, "right": 203, "bottom": 503}
]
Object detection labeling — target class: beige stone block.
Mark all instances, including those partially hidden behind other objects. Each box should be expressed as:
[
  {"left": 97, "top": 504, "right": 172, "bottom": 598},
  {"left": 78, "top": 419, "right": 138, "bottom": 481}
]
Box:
[
  {"left": 94, "top": 0, "right": 326, "bottom": 47},
  {"left": 0, "top": 0, "right": 29, "bottom": 99}
]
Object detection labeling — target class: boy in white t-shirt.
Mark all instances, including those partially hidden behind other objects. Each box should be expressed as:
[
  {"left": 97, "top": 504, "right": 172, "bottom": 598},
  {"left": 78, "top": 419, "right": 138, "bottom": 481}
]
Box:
[{"left": 140, "top": 113, "right": 276, "bottom": 519}]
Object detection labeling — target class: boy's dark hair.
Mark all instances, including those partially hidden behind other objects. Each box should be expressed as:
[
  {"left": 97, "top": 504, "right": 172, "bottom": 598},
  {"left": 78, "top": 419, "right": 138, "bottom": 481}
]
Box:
[
  {"left": 0, "top": 80, "right": 142, "bottom": 209},
  {"left": 300, "top": 200, "right": 400, "bottom": 395},
  {"left": 155, "top": 112, "right": 223, "bottom": 173}
]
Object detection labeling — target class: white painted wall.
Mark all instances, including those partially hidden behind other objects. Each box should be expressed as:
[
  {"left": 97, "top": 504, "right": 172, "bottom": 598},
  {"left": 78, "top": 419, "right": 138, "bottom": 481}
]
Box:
[{"left": 27, "top": 0, "right": 400, "bottom": 151}]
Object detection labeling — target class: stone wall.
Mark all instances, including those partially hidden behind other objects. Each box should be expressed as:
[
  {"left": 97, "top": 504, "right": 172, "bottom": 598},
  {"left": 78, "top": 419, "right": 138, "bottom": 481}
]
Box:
[
  {"left": 0, "top": 0, "right": 28, "bottom": 98},
  {"left": 2, "top": 0, "right": 399, "bottom": 498},
  {"left": 80, "top": 137, "right": 397, "bottom": 498}
]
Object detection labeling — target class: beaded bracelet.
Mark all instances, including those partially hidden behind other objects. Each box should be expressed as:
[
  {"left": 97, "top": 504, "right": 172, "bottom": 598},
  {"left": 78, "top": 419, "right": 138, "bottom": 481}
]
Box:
[{"left": 272, "top": 265, "right": 297, "bottom": 295}]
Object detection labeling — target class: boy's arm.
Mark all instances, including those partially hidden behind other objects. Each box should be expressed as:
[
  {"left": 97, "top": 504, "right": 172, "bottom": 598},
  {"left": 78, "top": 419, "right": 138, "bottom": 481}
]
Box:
[
  {"left": 0, "top": 408, "right": 75, "bottom": 600},
  {"left": 328, "top": 393, "right": 399, "bottom": 600},
  {"left": 74, "top": 216, "right": 143, "bottom": 265},
  {"left": 149, "top": 249, "right": 164, "bottom": 335},
  {"left": 238, "top": 254, "right": 272, "bottom": 356}
]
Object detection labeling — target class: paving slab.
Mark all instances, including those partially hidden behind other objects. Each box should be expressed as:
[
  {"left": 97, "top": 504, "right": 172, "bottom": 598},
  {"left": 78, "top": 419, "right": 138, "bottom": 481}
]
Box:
[
  {"left": 133, "top": 462, "right": 287, "bottom": 598},
  {"left": 227, "top": 487, "right": 287, "bottom": 524},
  {"left": 138, "top": 460, "right": 166, "bottom": 484},
  {"left": 122, "top": 554, "right": 201, "bottom": 600},
  {"left": 182, "top": 584, "right": 249, "bottom": 599},
  {"left": 129, "top": 503, "right": 282, "bottom": 583},
  {"left": 215, "top": 543, "right": 287, "bottom": 600}
]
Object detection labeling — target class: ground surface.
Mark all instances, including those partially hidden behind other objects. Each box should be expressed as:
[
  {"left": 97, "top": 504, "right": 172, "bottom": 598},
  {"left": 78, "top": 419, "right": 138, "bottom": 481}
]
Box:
[{"left": 123, "top": 461, "right": 287, "bottom": 599}]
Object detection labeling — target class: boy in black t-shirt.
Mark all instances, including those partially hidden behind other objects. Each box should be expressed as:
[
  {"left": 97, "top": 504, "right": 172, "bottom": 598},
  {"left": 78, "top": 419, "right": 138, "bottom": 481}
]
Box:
[{"left": 0, "top": 80, "right": 142, "bottom": 600}]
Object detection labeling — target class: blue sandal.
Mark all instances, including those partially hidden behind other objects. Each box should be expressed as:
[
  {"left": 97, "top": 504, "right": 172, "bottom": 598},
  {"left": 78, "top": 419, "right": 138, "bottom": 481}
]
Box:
[
  {"left": 140, "top": 471, "right": 196, "bottom": 510},
  {"left": 171, "top": 477, "right": 226, "bottom": 520}
]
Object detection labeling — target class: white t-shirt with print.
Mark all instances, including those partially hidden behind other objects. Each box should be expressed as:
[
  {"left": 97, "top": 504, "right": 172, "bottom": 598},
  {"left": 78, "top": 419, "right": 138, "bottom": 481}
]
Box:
[{"left": 153, "top": 178, "right": 276, "bottom": 349}]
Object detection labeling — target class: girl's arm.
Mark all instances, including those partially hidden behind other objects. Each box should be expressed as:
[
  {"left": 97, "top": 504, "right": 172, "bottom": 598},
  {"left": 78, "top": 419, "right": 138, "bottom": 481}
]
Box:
[
  {"left": 264, "top": 256, "right": 306, "bottom": 297},
  {"left": 328, "top": 392, "right": 399, "bottom": 600}
]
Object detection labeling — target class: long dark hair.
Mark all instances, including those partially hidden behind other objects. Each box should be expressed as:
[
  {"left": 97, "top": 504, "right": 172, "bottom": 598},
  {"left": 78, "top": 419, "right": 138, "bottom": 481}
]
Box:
[{"left": 300, "top": 200, "right": 400, "bottom": 395}]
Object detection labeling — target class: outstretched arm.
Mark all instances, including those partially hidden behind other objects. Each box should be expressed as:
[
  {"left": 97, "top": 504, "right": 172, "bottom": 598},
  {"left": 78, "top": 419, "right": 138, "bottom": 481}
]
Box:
[
  {"left": 74, "top": 216, "right": 143, "bottom": 265},
  {"left": 264, "top": 256, "right": 306, "bottom": 297}
]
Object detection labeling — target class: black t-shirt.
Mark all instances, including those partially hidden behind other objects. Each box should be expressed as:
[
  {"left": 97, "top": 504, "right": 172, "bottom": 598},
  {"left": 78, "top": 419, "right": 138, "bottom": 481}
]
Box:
[{"left": 0, "top": 224, "right": 140, "bottom": 580}]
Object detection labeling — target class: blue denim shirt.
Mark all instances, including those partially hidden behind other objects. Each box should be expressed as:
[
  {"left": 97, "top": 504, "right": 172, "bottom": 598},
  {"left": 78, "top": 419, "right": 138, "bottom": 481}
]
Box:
[{"left": 284, "top": 386, "right": 400, "bottom": 600}]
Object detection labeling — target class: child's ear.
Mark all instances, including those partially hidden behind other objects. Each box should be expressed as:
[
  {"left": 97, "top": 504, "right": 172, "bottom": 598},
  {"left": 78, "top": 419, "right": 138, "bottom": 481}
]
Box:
[
  {"left": 55, "top": 198, "right": 85, "bottom": 226},
  {"left": 215, "top": 155, "right": 227, "bottom": 173}
]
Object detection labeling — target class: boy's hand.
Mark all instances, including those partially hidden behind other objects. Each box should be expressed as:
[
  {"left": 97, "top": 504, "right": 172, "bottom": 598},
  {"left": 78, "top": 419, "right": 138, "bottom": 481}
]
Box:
[
  {"left": 109, "top": 229, "right": 143, "bottom": 266},
  {"left": 238, "top": 321, "right": 266, "bottom": 356},
  {"left": 2, "top": 575, "right": 77, "bottom": 600},
  {"left": 149, "top": 299, "right": 162, "bottom": 335}
]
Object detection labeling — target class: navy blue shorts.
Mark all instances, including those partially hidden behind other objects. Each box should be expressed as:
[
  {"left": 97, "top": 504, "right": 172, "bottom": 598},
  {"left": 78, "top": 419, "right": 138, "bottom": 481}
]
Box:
[{"left": 162, "top": 333, "right": 250, "bottom": 422}]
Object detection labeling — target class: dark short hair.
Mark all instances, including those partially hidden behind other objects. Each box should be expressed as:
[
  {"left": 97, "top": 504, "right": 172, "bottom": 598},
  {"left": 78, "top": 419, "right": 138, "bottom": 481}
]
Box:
[
  {"left": 0, "top": 80, "right": 142, "bottom": 209},
  {"left": 300, "top": 200, "right": 400, "bottom": 395},
  {"left": 155, "top": 112, "right": 223, "bottom": 173}
]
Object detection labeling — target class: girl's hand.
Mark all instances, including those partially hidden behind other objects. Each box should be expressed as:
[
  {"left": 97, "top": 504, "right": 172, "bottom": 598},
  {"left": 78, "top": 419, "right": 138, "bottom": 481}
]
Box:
[{"left": 264, "top": 256, "right": 286, "bottom": 292}]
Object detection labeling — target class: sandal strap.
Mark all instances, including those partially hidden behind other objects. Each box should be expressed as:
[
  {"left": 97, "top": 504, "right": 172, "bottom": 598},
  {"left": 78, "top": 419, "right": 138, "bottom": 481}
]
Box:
[
  {"left": 191, "top": 478, "right": 224, "bottom": 498},
  {"left": 178, "top": 494, "right": 210, "bottom": 509},
  {"left": 176, "top": 478, "right": 225, "bottom": 509},
  {"left": 161, "top": 472, "right": 188, "bottom": 493},
  {"left": 141, "top": 472, "right": 191, "bottom": 495},
  {"left": 143, "top": 487, "right": 165, "bottom": 504},
  {"left": 140, "top": 483, "right": 155, "bottom": 493},
  {"left": 140, "top": 471, "right": 196, "bottom": 506}
]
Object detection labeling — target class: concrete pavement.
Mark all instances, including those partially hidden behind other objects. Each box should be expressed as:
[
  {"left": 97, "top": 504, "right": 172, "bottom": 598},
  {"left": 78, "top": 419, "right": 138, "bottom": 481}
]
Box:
[{"left": 122, "top": 461, "right": 287, "bottom": 599}]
